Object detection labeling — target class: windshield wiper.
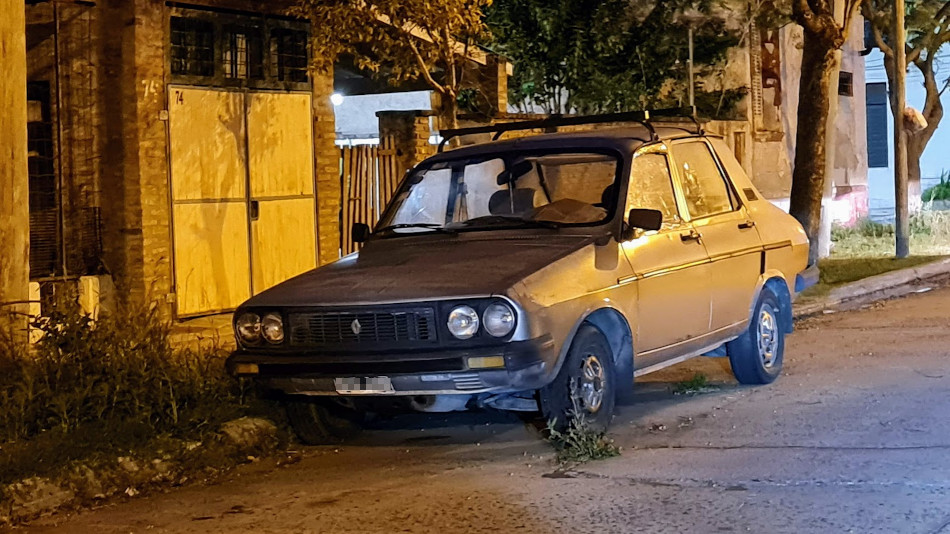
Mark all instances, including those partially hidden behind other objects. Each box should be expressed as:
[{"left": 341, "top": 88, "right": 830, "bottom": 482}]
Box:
[
  {"left": 375, "top": 223, "right": 457, "bottom": 235},
  {"left": 457, "top": 215, "right": 561, "bottom": 229}
]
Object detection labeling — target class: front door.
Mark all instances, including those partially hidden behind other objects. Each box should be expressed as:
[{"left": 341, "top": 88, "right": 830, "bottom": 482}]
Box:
[
  {"left": 670, "top": 140, "right": 762, "bottom": 331},
  {"left": 621, "top": 148, "right": 711, "bottom": 361}
]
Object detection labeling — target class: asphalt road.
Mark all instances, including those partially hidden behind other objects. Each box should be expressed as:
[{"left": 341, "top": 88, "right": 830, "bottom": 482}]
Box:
[{"left": 19, "top": 283, "right": 950, "bottom": 534}]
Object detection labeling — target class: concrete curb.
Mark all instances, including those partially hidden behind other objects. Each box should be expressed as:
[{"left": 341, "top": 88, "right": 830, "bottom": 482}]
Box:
[
  {"left": 794, "top": 257, "right": 950, "bottom": 318},
  {"left": 1, "top": 417, "right": 280, "bottom": 525}
]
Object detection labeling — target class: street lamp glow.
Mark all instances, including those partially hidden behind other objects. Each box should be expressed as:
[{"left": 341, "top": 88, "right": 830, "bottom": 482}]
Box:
[{"left": 330, "top": 93, "right": 345, "bottom": 106}]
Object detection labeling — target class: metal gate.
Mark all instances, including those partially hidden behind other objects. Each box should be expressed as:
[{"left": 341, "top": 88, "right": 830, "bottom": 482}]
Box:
[
  {"left": 168, "top": 86, "right": 317, "bottom": 317},
  {"left": 340, "top": 136, "right": 400, "bottom": 255}
]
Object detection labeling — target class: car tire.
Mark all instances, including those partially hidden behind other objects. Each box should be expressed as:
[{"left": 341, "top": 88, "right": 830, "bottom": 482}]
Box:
[
  {"left": 539, "top": 324, "right": 616, "bottom": 432},
  {"left": 284, "top": 398, "right": 364, "bottom": 445},
  {"left": 727, "top": 287, "right": 786, "bottom": 385}
]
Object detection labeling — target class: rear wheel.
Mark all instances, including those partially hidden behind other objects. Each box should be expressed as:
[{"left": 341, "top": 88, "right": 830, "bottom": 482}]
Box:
[
  {"left": 284, "top": 398, "right": 364, "bottom": 445},
  {"left": 727, "top": 288, "right": 786, "bottom": 385},
  {"left": 540, "top": 325, "right": 616, "bottom": 432}
]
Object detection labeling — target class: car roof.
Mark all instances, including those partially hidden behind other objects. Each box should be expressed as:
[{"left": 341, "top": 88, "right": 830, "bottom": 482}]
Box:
[{"left": 424, "top": 125, "right": 707, "bottom": 165}]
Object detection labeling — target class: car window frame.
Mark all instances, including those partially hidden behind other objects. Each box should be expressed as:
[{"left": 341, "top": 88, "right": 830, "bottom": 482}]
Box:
[
  {"left": 626, "top": 143, "right": 687, "bottom": 234},
  {"left": 668, "top": 138, "right": 743, "bottom": 222}
]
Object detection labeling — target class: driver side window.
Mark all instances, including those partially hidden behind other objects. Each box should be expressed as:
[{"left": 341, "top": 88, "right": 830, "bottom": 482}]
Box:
[{"left": 627, "top": 153, "right": 680, "bottom": 229}]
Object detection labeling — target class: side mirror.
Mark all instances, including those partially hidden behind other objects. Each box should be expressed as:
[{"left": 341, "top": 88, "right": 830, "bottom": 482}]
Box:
[
  {"left": 623, "top": 208, "right": 663, "bottom": 240},
  {"left": 352, "top": 222, "right": 371, "bottom": 244}
]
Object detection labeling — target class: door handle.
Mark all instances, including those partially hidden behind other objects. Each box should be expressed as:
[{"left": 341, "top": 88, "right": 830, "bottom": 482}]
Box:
[
  {"left": 738, "top": 220, "right": 756, "bottom": 230},
  {"left": 250, "top": 200, "right": 260, "bottom": 221},
  {"left": 680, "top": 229, "right": 702, "bottom": 243}
]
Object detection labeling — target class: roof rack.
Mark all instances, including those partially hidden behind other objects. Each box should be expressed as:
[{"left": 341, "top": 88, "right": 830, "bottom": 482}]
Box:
[{"left": 437, "top": 107, "right": 702, "bottom": 152}]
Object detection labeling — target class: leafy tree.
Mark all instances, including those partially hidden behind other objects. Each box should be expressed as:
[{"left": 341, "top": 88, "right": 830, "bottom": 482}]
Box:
[
  {"left": 863, "top": 0, "right": 950, "bottom": 201},
  {"left": 293, "top": 0, "right": 493, "bottom": 130},
  {"left": 486, "top": 0, "right": 743, "bottom": 116},
  {"left": 787, "top": 0, "right": 863, "bottom": 264}
]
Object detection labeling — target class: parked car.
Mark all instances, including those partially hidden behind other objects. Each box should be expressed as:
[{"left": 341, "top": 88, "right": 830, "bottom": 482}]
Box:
[{"left": 226, "top": 113, "right": 816, "bottom": 444}]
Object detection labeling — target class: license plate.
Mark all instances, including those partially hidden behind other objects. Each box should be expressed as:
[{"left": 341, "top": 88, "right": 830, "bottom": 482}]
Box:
[{"left": 334, "top": 376, "right": 395, "bottom": 395}]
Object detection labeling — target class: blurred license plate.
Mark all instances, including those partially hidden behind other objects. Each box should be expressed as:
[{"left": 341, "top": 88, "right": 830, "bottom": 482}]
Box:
[{"left": 334, "top": 376, "right": 395, "bottom": 394}]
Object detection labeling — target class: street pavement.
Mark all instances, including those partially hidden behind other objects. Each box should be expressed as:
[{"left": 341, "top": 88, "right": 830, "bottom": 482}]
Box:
[{"left": 18, "top": 283, "right": 950, "bottom": 534}]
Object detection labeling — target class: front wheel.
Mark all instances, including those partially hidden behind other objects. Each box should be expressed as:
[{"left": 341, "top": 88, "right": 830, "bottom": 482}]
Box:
[
  {"left": 727, "top": 288, "right": 786, "bottom": 385},
  {"left": 539, "top": 324, "right": 616, "bottom": 432},
  {"left": 284, "top": 398, "right": 364, "bottom": 445}
]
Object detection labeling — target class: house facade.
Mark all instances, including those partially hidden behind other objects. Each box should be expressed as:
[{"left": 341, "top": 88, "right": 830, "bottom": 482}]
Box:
[{"left": 18, "top": 0, "right": 340, "bottom": 319}]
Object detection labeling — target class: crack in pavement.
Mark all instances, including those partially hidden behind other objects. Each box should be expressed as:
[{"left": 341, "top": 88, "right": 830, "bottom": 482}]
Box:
[
  {"left": 570, "top": 474, "right": 950, "bottom": 493},
  {"left": 625, "top": 444, "right": 950, "bottom": 452}
]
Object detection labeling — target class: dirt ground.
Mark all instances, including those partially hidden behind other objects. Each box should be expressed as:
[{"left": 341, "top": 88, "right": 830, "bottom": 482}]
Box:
[{"left": 12, "top": 283, "right": 950, "bottom": 534}]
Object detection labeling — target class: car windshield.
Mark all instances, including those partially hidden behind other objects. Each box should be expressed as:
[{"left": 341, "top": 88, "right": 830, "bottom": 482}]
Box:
[{"left": 376, "top": 151, "right": 620, "bottom": 234}]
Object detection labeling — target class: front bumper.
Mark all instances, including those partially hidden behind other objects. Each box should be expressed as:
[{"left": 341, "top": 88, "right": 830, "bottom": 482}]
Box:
[
  {"left": 795, "top": 263, "right": 820, "bottom": 292},
  {"left": 226, "top": 336, "right": 558, "bottom": 396}
]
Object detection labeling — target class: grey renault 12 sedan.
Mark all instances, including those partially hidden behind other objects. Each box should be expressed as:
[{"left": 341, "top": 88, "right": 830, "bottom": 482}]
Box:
[{"left": 227, "top": 114, "right": 816, "bottom": 444}]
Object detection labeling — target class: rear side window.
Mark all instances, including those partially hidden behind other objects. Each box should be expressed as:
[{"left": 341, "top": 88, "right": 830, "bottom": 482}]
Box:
[
  {"left": 673, "top": 142, "right": 735, "bottom": 219},
  {"left": 627, "top": 153, "right": 679, "bottom": 228}
]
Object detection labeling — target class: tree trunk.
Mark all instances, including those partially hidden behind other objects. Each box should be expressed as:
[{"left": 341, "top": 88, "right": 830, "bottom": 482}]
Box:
[
  {"left": 788, "top": 36, "right": 838, "bottom": 265},
  {"left": 907, "top": 133, "right": 925, "bottom": 207},
  {"left": 0, "top": 0, "right": 31, "bottom": 340}
]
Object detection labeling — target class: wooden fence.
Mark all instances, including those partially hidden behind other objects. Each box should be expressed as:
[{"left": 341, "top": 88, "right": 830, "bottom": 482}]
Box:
[{"left": 340, "top": 136, "right": 401, "bottom": 255}]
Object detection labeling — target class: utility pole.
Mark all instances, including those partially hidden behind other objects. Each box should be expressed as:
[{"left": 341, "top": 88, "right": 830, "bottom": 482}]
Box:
[
  {"left": 893, "top": 0, "right": 910, "bottom": 258},
  {"left": 688, "top": 27, "right": 696, "bottom": 116}
]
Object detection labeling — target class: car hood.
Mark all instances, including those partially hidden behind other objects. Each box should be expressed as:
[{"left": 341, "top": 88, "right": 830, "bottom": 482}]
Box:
[{"left": 243, "top": 233, "right": 597, "bottom": 307}]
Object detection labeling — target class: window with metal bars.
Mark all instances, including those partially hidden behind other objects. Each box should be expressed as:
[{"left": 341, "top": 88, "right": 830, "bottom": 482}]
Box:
[
  {"left": 223, "top": 26, "right": 264, "bottom": 80},
  {"left": 26, "top": 82, "right": 60, "bottom": 280},
  {"left": 271, "top": 28, "right": 309, "bottom": 83},
  {"left": 171, "top": 17, "right": 215, "bottom": 77}
]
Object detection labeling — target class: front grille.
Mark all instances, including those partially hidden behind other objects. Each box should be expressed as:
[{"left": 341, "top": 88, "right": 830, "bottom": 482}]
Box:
[{"left": 288, "top": 308, "right": 438, "bottom": 348}]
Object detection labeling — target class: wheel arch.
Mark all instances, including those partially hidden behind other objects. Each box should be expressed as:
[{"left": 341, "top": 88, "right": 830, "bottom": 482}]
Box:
[
  {"left": 754, "top": 273, "right": 793, "bottom": 334},
  {"left": 557, "top": 306, "right": 635, "bottom": 398}
]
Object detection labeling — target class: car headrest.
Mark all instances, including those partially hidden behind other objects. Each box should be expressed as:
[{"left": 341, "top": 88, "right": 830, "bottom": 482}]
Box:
[
  {"left": 497, "top": 161, "right": 534, "bottom": 186},
  {"left": 489, "top": 189, "right": 536, "bottom": 216}
]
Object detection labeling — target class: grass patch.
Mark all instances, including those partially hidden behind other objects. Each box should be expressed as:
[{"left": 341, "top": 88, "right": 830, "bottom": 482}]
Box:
[
  {"left": 0, "top": 295, "right": 281, "bottom": 489},
  {"left": 672, "top": 372, "right": 710, "bottom": 395},
  {"left": 923, "top": 170, "right": 950, "bottom": 202},
  {"left": 831, "top": 211, "right": 950, "bottom": 258},
  {"left": 800, "top": 256, "right": 942, "bottom": 300}
]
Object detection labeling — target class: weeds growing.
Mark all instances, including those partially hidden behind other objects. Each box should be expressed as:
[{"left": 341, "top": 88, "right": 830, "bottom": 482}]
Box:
[
  {"left": 0, "top": 295, "right": 278, "bottom": 486},
  {"left": 673, "top": 372, "right": 711, "bottom": 395}
]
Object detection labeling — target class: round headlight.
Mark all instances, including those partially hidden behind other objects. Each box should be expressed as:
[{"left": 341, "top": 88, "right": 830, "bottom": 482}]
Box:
[
  {"left": 261, "top": 313, "right": 284, "bottom": 344},
  {"left": 236, "top": 312, "right": 261, "bottom": 344},
  {"left": 447, "top": 305, "right": 480, "bottom": 339},
  {"left": 483, "top": 302, "right": 515, "bottom": 337}
]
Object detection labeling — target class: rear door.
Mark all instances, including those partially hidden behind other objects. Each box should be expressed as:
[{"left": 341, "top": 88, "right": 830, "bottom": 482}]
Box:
[
  {"left": 621, "top": 146, "right": 711, "bottom": 359},
  {"left": 669, "top": 139, "right": 763, "bottom": 332}
]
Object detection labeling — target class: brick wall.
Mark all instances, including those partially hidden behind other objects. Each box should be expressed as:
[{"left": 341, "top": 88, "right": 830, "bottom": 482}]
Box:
[
  {"left": 312, "top": 66, "right": 342, "bottom": 266},
  {"left": 98, "top": 0, "right": 173, "bottom": 316}
]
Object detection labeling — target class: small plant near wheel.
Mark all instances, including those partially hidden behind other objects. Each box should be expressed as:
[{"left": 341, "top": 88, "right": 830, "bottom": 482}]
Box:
[
  {"left": 545, "top": 384, "right": 620, "bottom": 464},
  {"left": 672, "top": 372, "right": 712, "bottom": 395}
]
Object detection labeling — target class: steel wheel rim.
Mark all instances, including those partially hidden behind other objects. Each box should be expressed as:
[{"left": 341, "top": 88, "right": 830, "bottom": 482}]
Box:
[
  {"left": 758, "top": 303, "right": 779, "bottom": 368},
  {"left": 575, "top": 354, "right": 606, "bottom": 413}
]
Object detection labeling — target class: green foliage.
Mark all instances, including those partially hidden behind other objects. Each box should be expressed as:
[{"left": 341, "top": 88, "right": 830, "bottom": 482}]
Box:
[
  {"left": 923, "top": 171, "right": 950, "bottom": 202},
  {"left": 0, "top": 297, "right": 276, "bottom": 484},
  {"left": 829, "top": 211, "right": 950, "bottom": 257},
  {"left": 487, "top": 0, "right": 742, "bottom": 115},
  {"left": 546, "top": 415, "right": 620, "bottom": 464},
  {"left": 673, "top": 372, "right": 710, "bottom": 395}
]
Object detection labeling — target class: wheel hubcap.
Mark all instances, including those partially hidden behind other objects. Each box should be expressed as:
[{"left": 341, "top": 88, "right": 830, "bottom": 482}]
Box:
[
  {"left": 574, "top": 354, "right": 606, "bottom": 413},
  {"left": 758, "top": 303, "right": 778, "bottom": 368}
]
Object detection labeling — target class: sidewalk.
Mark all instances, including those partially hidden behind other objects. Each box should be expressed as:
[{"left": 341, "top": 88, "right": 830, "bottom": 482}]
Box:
[{"left": 794, "top": 257, "right": 950, "bottom": 318}]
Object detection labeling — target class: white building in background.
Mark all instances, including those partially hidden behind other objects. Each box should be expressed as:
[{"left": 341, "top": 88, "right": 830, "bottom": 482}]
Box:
[{"left": 865, "top": 46, "right": 950, "bottom": 222}]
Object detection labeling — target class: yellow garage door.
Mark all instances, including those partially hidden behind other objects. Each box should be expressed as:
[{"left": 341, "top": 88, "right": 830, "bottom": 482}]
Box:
[
  {"left": 247, "top": 92, "right": 317, "bottom": 294},
  {"left": 168, "top": 87, "right": 251, "bottom": 316},
  {"left": 168, "top": 87, "right": 317, "bottom": 316}
]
